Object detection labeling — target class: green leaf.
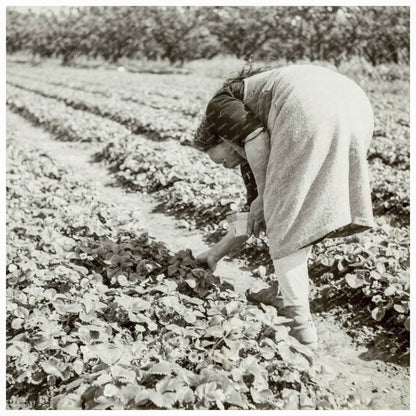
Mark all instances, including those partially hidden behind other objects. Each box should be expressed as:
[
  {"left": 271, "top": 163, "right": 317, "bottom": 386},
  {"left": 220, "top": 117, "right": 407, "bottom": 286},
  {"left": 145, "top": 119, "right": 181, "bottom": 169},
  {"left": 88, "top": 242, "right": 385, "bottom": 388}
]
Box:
[
  {"left": 40, "top": 357, "right": 64, "bottom": 378},
  {"left": 54, "top": 393, "right": 82, "bottom": 410},
  {"left": 384, "top": 286, "right": 396, "bottom": 296},
  {"left": 393, "top": 304, "right": 407, "bottom": 313},
  {"left": 103, "top": 384, "right": 119, "bottom": 397},
  {"left": 111, "top": 365, "right": 137, "bottom": 383},
  {"left": 95, "top": 374, "right": 113, "bottom": 386},
  {"left": 62, "top": 343, "right": 78, "bottom": 356},
  {"left": 148, "top": 361, "right": 173, "bottom": 375},
  {"left": 250, "top": 387, "right": 273, "bottom": 404},
  {"left": 345, "top": 273, "right": 365, "bottom": 288},
  {"left": 90, "top": 344, "right": 123, "bottom": 365},
  {"left": 176, "top": 386, "right": 194, "bottom": 405},
  {"left": 11, "top": 318, "right": 24, "bottom": 330},
  {"left": 73, "top": 359, "right": 84, "bottom": 375},
  {"left": 205, "top": 325, "right": 225, "bottom": 338},
  {"left": 371, "top": 307, "right": 385, "bottom": 321}
]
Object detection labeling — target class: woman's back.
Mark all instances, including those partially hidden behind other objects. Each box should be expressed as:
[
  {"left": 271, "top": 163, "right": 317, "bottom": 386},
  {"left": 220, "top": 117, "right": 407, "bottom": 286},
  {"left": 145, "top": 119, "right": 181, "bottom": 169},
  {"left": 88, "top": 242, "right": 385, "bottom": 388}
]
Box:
[{"left": 243, "top": 65, "right": 372, "bottom": 132}]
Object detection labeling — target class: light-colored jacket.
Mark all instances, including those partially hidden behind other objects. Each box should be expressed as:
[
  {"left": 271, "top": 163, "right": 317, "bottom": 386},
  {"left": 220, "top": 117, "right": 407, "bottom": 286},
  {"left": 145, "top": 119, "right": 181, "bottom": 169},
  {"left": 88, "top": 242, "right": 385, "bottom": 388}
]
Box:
[{"left": 242, "top": 65, "right": 375, "bottom": 259}]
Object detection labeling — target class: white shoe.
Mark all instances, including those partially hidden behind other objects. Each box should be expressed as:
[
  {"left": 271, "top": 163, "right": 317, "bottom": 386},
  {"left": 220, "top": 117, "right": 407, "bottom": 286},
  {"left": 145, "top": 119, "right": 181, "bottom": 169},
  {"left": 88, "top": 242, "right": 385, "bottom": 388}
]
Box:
[{"left": 283, "top": 306, "right": 318, "bottom": 350}]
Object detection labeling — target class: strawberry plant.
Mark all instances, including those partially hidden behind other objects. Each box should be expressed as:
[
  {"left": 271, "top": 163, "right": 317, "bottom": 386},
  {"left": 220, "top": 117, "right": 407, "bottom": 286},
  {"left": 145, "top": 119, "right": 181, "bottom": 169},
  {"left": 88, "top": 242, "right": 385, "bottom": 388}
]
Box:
[{"left": 7, "top": 136, "right": 324, "bottom": 410}]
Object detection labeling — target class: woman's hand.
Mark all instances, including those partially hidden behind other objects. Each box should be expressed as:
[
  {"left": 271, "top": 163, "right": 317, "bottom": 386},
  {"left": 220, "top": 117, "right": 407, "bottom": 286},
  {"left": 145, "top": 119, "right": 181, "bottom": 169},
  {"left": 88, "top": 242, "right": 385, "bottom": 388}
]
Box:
[
  {"left": 247, "top": 196, "right": 266, "bottom": 237},
  {"left": 196, "top": 250, "right": 220, "bottom": 272}
]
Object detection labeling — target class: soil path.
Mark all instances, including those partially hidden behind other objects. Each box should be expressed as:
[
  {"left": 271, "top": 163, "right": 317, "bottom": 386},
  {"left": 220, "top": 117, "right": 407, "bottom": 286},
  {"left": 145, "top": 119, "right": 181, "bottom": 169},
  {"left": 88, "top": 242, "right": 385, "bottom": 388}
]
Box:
[{"left": 6, "top": 110, "right": 410, "bottom": 410}]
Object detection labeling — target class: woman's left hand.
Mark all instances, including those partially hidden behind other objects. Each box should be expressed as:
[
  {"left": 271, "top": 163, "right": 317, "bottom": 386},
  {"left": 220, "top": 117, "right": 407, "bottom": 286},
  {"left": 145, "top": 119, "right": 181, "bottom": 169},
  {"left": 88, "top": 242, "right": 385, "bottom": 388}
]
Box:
[
  {"left": 196, "top": 250, "right": 220, "bottom": 272},
  {"left": 247, "top": 196, "right": 266, "bottom": 237}
]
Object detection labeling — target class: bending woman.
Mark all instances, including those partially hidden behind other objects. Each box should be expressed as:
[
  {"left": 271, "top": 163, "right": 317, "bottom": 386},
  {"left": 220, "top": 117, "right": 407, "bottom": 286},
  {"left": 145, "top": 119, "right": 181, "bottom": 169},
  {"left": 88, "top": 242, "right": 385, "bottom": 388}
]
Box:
[{"left": 193, "top": 64, "right": 375, "bottom": 350}]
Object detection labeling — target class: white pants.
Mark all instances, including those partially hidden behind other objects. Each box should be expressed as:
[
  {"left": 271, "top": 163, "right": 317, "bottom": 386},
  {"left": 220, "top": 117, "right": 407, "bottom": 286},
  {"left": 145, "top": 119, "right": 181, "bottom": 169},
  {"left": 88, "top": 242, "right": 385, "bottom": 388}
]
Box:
[{"left": 272, "top": 245, "right": 312, "bottom": 308}]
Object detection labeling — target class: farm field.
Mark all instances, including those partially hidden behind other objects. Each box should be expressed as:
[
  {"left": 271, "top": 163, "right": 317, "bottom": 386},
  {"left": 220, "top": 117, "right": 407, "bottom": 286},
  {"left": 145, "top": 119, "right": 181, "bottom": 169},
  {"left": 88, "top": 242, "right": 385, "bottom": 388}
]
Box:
[{"left": 6, "top": 60, "right": 410, "bottom": 410}]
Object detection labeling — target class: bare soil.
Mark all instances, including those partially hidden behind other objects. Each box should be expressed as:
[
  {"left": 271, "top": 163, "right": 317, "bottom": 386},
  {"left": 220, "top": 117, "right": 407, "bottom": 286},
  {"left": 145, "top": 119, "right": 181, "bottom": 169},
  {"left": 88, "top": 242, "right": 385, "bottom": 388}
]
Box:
[{"left": 6, "top": 110, "right": 410, "bottom": 410}]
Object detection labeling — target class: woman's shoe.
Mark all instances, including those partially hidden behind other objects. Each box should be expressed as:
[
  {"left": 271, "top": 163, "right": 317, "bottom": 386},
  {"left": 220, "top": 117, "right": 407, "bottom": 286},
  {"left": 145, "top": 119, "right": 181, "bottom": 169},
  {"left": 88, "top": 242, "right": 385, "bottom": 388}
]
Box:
[
  {"left": 290, "top": 319, "right": 318, "bottom": 350},
  {"left": 283, "top": 305, "right": 318, "bottom": 350}
]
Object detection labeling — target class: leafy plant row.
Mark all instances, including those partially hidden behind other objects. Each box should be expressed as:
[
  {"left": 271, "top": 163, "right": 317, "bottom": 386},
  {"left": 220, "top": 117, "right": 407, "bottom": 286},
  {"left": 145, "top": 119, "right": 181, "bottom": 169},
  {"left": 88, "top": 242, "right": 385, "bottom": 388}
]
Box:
[
  {"left": 6, "top": 79, "right": 409, "bottom": 229},
  {"left": 6, "top": 79, "right": 410, "bottom": 227},
  {"left": 6, "top": 85, "right": 130, "bottom": 143},
  {"left": 97, "top": 131, "right": 410, "bottom": 228},
  {"left": 369, "top": 159, "right": 409, "bottom": 224},
  {"left": 5, "top": 84, "right": 247, "bottom": 224},
  {"left": 368, "top": 96, "right": 409, "bottom": 169},
  {"left": 7, "top": 72, "right": 410, "bottom": 170},
  {"left": 8, "top": 62, "right": 217, "bottom": 98},
  {"left": 9, "top": 69, "right": 205, "bottom": 117},
  {"left": 309, "top": 225, "right": 409, "bottom": 357},
  {"left": 7, "top": 136, "right": 325, "bottom": 410},
  {"left": 238, "top": 222, "right": 410, "bottom": 358},
  {"left": 7, "top": 76, "right": 197, "bottom": 144}
]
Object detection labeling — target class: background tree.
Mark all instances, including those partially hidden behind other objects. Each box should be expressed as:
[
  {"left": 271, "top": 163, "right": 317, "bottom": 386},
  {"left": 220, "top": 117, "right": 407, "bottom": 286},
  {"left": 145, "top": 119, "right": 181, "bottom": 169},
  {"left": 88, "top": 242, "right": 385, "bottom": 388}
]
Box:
[
  {"left": 6, "top": 6, "right": 410, "bottom": 67},
  {"left": 205, "top": 7, "right": 282, "bottom": 60}
]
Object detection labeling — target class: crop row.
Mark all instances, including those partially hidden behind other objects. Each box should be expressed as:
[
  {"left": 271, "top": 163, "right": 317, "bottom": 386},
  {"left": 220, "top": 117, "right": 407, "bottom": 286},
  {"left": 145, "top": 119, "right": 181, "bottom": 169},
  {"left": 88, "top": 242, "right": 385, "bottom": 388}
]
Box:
[
  {"left": 9, "top": 70, "right": 204, "bottom": 117},
  {"left": 7, "top": 73, "right": 410, "bottom": 171},
  {"left": 97, "top": 134, "right": 410, "bottom": 227},
  {"left": 5, "top": 85, "right": 247, "bottom": 221},
  {"left": 7, "top": 76, "right": 197, "bottom": 144},
  {"left": 6, "top": 85, "right": 409, "bottom": 228},
  {"left": 8, "top": 64, "right": 217, "bottom": 98},
  {"left": 6, "top": 85, "right": 131, "bottom": 143},
  {"left": 239, "top": 222, "right": 410, "bottom": 358},
  {"left": 6, "top": 136, "right": 321, "bottom": 410},
  {"left": 13, "top": 70, "right": 412, "bottom": 165},
  {"left": 9, "top": 63, "right": 411, "bottom": 145}
]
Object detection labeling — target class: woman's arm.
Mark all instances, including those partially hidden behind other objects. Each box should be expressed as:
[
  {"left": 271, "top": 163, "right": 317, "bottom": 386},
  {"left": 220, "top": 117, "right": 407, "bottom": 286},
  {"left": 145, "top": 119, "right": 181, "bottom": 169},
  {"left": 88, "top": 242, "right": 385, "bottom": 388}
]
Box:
[
  {"left": 197, "top": 227, "right": 249, "bottom": 271},
  {"left": 244, "top": 129, "right": 270, "bottom": 197},
  {"left": 244, "top": 129, "right": 270, "bottom": 236}
]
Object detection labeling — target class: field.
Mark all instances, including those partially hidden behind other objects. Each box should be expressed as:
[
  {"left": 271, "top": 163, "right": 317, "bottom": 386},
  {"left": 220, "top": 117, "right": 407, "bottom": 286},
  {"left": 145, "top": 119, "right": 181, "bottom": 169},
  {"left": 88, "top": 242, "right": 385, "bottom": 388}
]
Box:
[{"left": 6, "top": 58, "right": 410, "bottom": 410}]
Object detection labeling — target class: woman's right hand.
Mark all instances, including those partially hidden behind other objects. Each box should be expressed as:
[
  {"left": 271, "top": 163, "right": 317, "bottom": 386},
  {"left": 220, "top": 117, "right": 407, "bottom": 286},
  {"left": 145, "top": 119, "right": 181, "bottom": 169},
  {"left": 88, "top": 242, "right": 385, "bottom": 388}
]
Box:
[
  {"left": 247, "top": 196, "right": 266, "bottom": 237},
  {"left": 196, "top": 250, "right": 219, "bottom": 272}
]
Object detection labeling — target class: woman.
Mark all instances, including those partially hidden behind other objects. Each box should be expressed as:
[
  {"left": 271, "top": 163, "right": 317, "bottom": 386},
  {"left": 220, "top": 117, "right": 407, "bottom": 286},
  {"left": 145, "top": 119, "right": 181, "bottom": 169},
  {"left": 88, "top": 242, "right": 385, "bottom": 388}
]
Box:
[{"left": 193, "top": 63, "right": 375, "bottom": 350}]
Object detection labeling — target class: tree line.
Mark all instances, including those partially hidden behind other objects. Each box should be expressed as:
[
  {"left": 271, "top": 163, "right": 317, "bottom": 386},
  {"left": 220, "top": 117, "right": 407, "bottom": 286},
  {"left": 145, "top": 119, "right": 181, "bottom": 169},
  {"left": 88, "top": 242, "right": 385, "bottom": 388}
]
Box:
[{"left": 6, "top": 6, "right": 410, "bottom": 66}]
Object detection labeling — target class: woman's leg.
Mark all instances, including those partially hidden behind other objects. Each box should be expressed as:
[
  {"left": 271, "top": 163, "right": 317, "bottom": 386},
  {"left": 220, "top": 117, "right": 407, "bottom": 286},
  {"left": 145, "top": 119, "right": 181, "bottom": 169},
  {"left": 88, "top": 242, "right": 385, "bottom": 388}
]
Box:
[{"left": 272, "top": 245, "right": 318, "bottom": 349}]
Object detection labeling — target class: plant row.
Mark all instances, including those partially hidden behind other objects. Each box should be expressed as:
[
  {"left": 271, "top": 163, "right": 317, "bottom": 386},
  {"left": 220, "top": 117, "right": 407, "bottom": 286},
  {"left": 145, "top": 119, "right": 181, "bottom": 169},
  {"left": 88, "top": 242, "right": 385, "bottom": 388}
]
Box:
[
  {"left": 7, "top": 135, "right": 325, "bottom": 410},
  {"left": 6, "top": 84, "right": 409, "bottom": 229},
  {"left": 9, "top": 64, "right": 216, "bottom": 97},
  {"left": 5, "top": 84, "right": 247, "bottom": 223},
  {"left": 6, "top": 85, "right": 131, "bottom": 143},
  {"left": 368, "top": 95, "right": 409, "bottom": 169},
  {"left": 9, "top": 69, "right": 206, "bottom": 117},
  {"left": 68, "top": 131, "right": 412, "bottom": 356},
  {"left": 7, "top": 72, "right": 410, "bottom": 171},
  {"left": 7, "top": 76, "right": 197, "bottom": 144}
]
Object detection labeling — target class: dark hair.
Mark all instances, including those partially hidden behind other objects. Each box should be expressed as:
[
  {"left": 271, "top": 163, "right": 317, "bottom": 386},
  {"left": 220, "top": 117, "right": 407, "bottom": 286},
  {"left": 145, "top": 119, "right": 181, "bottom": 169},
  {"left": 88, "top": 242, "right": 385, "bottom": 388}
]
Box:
[
  {"left": 193, "top": 59, "right": 282, "bottom": 152},
  {"left": 193, "top": 114, "right": 220, "bottom": 152},
  {"left": 219, "top": 59, "right": 281, "bottom": 91}
]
